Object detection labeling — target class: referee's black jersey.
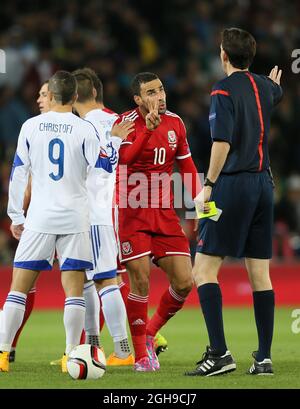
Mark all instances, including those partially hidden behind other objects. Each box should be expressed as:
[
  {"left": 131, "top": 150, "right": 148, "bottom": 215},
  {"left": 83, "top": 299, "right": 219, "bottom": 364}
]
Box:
[{"left": 209, "top": 71, "right": 283, "bottom": 173}]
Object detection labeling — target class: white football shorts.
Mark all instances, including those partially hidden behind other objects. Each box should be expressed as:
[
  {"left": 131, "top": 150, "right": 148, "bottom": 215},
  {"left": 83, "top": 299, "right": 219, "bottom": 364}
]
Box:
[
  {"left": 14, "top": 229, "right": 93, "bottom": 271},
  {"left": 86, "top": 225, "right": 118, "bottom": 281}
]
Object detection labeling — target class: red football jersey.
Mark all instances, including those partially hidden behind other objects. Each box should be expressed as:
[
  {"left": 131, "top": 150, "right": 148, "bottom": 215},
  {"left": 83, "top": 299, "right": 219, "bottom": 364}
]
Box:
[{"left": 116, "top": 108, "right": 191, "bottom": 208}]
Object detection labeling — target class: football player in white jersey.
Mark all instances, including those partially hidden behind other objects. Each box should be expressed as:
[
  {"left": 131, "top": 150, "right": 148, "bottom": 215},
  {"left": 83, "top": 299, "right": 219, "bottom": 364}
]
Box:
[
  {"left": 0, "top": 71, "right": 132, "bottom": 373},
  {"left": 73, "top": 69, "right": 134, "bottom": 366},
  {"left": 5, "top": 81, "right": 52, "bottom": 364}
]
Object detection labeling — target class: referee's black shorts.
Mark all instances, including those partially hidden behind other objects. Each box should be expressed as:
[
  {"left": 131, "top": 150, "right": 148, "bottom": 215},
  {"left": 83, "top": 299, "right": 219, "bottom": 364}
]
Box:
[{"left": 196, "top": 171, "right": 274, "bottom": 259}]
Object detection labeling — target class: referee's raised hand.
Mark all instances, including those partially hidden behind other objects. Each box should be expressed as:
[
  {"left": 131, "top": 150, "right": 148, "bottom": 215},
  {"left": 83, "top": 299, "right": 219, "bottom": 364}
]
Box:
[{"left": 268, "top": 65, "right": 282, "bottom": 85}]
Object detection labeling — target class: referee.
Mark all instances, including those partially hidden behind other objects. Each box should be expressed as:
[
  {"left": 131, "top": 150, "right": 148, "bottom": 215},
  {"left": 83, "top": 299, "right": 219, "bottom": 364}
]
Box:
[{"left": 186, "top": 28, "right": 282, "bottom": 377}]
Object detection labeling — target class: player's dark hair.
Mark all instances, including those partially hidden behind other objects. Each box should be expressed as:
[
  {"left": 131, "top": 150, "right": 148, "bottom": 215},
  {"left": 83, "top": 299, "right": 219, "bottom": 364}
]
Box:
[
  {"left": 48, "top": 71, "right": 77, "bottom": 105},
  {"left": 80, "top": 67, "right": 103, "bottom": 103},
  {"left": 221, "top": 28, "right": 256, "bottom": 69},
  {"left": 72, "top": 70, "right": 94, "bottom": 103},
  {"left": 131, "top": 72, "right": 159, "bottom": 96}
]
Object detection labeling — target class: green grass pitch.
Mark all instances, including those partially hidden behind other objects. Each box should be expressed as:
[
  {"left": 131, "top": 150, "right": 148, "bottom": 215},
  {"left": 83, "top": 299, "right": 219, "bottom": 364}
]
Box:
[{"left": 0, "top": 307, "right": 299, "bottom": 389}]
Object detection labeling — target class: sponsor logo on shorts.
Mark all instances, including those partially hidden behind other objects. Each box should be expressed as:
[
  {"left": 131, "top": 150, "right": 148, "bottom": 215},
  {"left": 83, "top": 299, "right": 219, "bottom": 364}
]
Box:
[
  {"left": 122, "top": 241, "right": 133, "bottom": 255},
  {"left": 198, "top": 239, "right": 204, "bottom": 247}
]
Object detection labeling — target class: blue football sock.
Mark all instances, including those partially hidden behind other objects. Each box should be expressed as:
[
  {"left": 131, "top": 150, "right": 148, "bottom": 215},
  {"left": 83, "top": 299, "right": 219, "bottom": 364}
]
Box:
[
  {"left": 253, "top": 290, "right": 275, "bottom": 361},
  {"left": 197, "top": 283, "right": 227, "bottom": 355}
]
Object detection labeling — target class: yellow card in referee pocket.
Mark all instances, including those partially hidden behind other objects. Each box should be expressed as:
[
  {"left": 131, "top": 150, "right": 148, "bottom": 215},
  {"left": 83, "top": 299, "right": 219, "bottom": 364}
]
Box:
[{"left": 196, "top": 201, "right": 218, "bottom": 219}]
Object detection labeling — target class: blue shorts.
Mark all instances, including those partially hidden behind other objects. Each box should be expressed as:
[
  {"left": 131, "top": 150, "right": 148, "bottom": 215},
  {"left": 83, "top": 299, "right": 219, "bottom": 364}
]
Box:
[{"left": 196, "top": 171, "right": 274, "bottom": 259}]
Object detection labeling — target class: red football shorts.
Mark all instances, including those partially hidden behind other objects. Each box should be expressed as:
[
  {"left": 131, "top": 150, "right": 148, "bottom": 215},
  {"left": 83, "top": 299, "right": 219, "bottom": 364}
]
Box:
[
  {"left": 116, "top": 257, "right": 126, "bottom": 273},
  {"left": 116, "top": 207, "right": 191, "bottom": 264}
]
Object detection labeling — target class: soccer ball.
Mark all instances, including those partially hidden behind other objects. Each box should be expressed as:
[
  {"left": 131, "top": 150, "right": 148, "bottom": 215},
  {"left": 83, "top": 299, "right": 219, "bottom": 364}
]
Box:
[{"left": 67, "top": 344, "right": 106, "bottom": 380}]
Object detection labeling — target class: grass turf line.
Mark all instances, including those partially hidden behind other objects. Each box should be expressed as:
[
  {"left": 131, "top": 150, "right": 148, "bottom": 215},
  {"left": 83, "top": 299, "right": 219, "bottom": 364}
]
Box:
[{"left": 0, "top": 307, "right": 299, "bottom": 389}]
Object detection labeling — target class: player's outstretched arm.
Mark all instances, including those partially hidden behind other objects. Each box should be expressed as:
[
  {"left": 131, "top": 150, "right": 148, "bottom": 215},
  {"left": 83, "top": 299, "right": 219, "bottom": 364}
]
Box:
[
  {"left": 111, "top": 120, "right": 135, "bottom": 142},
  {"left": 84, "top": 124, "right": 114, "bottom": 173},
  {"left": 108, "top": 120, "right": 135, "bottom": 161}
]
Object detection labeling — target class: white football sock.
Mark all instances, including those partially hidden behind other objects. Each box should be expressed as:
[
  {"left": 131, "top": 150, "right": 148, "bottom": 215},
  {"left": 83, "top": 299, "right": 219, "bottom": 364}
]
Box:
[
  {"left": 64, "top": 297, "right": 85, "bottom": 354},
  {"left": 0, "top": 291, "right": 26, "bottom": 352},
  {"left": 99, "top": 285, "right": 130, "bottom": 358},
  {"left": 83, "top": 281, "right": 100, "bottom": 336}
]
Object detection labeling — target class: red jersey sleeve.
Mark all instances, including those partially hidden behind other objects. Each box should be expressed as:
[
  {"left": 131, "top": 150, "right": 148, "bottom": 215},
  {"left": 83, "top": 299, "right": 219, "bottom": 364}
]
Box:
[
  {"left": 115, "top": 112, "right": 153, "bottom": 165},
  {"left": 175, "top": 117, "right": 201, "bottom": 198},
  {"left": 175, "top": 118, "right": 192, "bottom": 160}
]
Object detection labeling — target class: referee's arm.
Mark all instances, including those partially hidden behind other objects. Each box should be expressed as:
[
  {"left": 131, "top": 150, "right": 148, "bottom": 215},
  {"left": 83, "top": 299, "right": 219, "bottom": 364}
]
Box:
[
  {"left": 202, "top": 87, "right": 233, "bottom": 208},
  {"left": 206, "top": 141, "right": 230, "bottom": 184},
  {"left": 201, "top": 141, "right": 230, "bottom": 210}
]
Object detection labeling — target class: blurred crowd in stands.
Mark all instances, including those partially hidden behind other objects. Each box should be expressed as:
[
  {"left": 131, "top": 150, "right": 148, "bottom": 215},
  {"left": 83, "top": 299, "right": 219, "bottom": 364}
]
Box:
[{"left": 1, "top": 0, "right": 300, "bottom": 263}]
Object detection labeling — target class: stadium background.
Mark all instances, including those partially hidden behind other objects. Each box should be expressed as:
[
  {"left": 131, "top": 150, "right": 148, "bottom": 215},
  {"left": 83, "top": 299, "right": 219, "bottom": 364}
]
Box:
[{"left": 0, "top": 0, "right": 300, "bottom": 307}]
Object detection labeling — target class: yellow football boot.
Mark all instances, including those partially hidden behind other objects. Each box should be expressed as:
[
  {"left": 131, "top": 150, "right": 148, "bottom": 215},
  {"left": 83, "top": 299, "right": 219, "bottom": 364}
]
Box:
[
  {"left": 0, "top": 351, "right": 10, "bottom": 372},
  {"left": 106, "top": 352, "right": 135, "bottom": 366},
  {"left": 61, "top": 354, "right": 68, "bottom": 373},
  {"left": 50, "top": 357, "right": 63, "bottom": 366},
  {"left": 154, "top": 332, "right": 168, "bottom": 355}
]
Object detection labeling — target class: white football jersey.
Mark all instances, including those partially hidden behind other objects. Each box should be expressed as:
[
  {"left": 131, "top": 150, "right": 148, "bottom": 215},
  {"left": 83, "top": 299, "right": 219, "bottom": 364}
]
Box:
[
  {"left": 85, "top": 109, "right": 119, "bottom": 226},
  {"left": 8, "top": 111, "right": 120, "bottom": 234}
]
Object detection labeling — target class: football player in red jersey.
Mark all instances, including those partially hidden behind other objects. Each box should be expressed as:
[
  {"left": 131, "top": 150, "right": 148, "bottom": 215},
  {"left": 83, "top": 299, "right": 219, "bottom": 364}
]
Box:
[
  {"left": 115, "top": 72, "right": 201, "bottom": 371},
  {"left": 81, "top": 67, "right": 169, "bottom": 359}
]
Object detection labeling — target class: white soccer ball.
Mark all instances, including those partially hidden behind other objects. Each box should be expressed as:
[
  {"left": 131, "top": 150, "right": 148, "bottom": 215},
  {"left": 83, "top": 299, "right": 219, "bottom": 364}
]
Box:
[{"left": 67, "top": 344, "right": 106, "bottom": 380}]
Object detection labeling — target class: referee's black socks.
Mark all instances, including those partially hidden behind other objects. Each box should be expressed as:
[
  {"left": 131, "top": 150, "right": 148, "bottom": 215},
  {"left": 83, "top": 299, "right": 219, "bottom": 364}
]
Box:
[
  {"left": 197, "top": 283, "right": 227, "bottom": 356},
  {"left": 253, "top": 290, "right": 275, "bottom": 362}
]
